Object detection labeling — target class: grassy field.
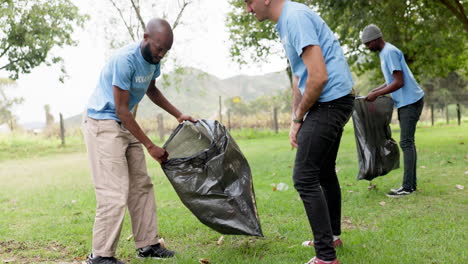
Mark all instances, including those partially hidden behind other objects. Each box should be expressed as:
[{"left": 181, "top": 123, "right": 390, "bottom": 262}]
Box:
[{"left": 0, "top": 124, "right": 467, "bottom": 264}]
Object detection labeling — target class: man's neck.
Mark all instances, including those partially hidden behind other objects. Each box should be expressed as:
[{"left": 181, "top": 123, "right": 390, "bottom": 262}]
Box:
[
  {"left": 378, "top": 40, "right": 386, "bottom": 52},
  {"left": 269, "top": 0, "right": 287, "bottom": 23}
]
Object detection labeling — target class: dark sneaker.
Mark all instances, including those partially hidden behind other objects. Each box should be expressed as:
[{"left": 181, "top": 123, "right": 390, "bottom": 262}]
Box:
[
  {"left": 387, "top": 188, "right": 413, "bottom": 197},
  {"left": 137, "top": 243, "right": 175, "bottom": 259},
  {"left": 302, "top": 237, "right": 343, "bottom": 248},
  {"left": 86, "top": 254, "right": 125, "bottom": 264},
  {"left": 305, "top": 256, "right": 340, "bottom": 264},
  {"left": 390, "top": 186, "right": 416, "bottom": 193},
  {"left": 390, "top": 186, "right": 404, "bottom": 193}
]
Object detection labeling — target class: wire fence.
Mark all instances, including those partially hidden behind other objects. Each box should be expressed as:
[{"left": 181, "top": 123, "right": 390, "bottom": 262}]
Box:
[
  {"left": 134, "top": 100, "right": 467, "bottom": 143},
  {"left": 24, "top": 98, "right": 466, "bottom": 146}
]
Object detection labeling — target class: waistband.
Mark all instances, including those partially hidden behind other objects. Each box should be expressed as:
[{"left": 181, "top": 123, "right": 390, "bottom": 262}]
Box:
[{"left": 314, "top": 93, "right": 355, "bottom": 107}]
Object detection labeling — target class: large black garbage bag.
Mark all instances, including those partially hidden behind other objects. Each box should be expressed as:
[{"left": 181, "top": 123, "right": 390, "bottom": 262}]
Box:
[
  {"left": 161, "top": 119, "right": 263, "bottom": 237},
  {"left": 352, "top": 96, "right": 400, "bottom": 181}
]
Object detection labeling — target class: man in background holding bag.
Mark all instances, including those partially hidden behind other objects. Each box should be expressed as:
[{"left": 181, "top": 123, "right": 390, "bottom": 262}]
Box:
[{"left": 361, "top": 24, "right": 425, "bottom": 197}]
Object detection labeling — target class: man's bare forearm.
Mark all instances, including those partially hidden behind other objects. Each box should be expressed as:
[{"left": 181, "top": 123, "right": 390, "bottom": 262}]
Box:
[
  {"left": 117, "top": 109, "right": 154, "bottom": 148},
  {"left": 295, "top": 77, "right": 326, "bottom": 119},
  {"left": 374, "top": 81, "right": 402, "bottom": 96},
  {"left": 147, "top": 86, "right": 182, "bottom": 119},
  {"left": 371, "top": 83, "right": 387, "bottom": 93},
  {"left": 291, "top": 77, "right": 302, "bottom": 114},
  {"left": 294, "top": 45, "right": 328, "bottom": 119}
]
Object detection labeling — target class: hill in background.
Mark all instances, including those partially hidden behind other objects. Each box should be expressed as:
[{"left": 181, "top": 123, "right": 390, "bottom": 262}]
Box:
[{"left": 64, "top": 67, "right": 290, "bottom": 127}]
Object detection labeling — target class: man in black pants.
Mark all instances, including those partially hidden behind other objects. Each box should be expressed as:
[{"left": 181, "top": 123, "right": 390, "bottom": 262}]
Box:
[
  {"left": 361, "top": 24, "right": 425, "bottom": 197},
  {"left": 244, "top": 1, "right": 354, "bottom": 263}
]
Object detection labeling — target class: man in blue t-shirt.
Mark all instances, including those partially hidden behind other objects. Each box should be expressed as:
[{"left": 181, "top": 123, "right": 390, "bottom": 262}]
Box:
[
  {"left": 245, "top": 1, "right": 355, "bottom": 263},
  {"left": 361, "top": 24, "right": 425, "bottom": 198},
  {"left": 82, "top": 18, "right": 196, "bottom": 264}
]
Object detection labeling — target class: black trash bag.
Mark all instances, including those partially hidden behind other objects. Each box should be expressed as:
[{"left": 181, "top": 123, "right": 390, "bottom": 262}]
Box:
[
  {"left": 161, "top": 119, "right": 263, "bottom": 237},
  {"left": 352, "top": 96, "right": 400, "bottom": 181}
]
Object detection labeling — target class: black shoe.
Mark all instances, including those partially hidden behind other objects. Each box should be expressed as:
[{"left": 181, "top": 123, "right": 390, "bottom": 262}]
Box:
[
  {"left": 390, "top": 186, "right": 416, "bottom": 192},
  {"left": 138, "top": 243, "right": 175, "bottom": 259},
  {"left": 386, "top": 188, "right": 414, "bottom": 197},
  {"left": 86, "top": 254, "right": 125, "bottom": 264}
]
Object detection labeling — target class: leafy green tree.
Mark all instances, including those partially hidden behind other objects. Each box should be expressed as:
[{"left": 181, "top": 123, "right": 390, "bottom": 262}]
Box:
[
  {"left": 226, "top": 0, "right": 468, "bottom": 81},
  {"left": 423, "top": 71, "right": 468, "bottom": 107},
  {"left": 0, "top": 0, "right": 88, "bottom": 81},
  {"left": 0, "top": 78, "right": 23, "bottom": 130}
]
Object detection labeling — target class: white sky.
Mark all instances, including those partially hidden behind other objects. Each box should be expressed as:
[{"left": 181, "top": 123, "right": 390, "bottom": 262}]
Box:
[{"left": 2, "top": 0, "right": 287, "bottom": 124}]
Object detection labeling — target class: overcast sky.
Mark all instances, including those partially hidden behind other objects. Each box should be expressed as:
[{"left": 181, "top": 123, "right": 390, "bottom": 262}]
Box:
[{"left": 2, "top": 0, "right": 286, "bottom": 124}]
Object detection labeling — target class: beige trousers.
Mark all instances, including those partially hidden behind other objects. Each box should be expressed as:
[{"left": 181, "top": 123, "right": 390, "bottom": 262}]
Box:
[{"left": 82, "top": 117, "right": 159, "bottom": 257}]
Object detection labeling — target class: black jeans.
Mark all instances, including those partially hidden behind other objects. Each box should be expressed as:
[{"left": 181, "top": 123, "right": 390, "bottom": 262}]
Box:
[
  {"left": 293, "top": 94, "right": 354, "bottom": 261},
  {"left": 398, "top": 97, "right": 424, "bottom": 191}
]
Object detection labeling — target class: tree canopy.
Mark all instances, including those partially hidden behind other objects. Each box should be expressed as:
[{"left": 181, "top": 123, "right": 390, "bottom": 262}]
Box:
[
  {"left": 0, "top": 0, "right": 88, "bottom": 80},
  {"left": 226, "top": 0, "right": 468, "bottom": 81}
]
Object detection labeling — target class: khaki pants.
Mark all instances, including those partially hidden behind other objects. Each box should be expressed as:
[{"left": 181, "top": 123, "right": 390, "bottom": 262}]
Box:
[{"left": 82, "top": 117, "right": 159, "bottom": 257}]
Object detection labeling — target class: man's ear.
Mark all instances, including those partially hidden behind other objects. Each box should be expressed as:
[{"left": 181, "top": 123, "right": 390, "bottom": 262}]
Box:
[{"left": 143, "top": 32, "right": 149, "bottom": 40}]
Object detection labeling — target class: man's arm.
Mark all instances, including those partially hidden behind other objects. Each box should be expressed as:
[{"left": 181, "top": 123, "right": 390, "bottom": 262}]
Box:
[
  {"left": 370, "top": 82, "right": 388, "bottom": 93},
  {"left": 146, "top": 80, "right": 196, "bottom": 123},
  {"left": 114, "top": 85, "right": 168, "bottom": 163},
  {"left": 295, "top": 45, "right": 328, "bottom": 120},
  {"left": 291, "top": 75, "right": 302, "bottom": 115},
  {"left": 289, "top": 45, "right": 328, "bottom": 148},
  {"left": 366, "top": 71, "right": 404, "bottom": 101}
]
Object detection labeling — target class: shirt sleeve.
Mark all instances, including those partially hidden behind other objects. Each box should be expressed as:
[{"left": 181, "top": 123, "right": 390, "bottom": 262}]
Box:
[
  {"left": 112, "top": 56, "right": 133, "bottom": 91},
  {"left": 286, "top": 11, "right": 320, "bottom": 57},
  {"left": 152, "top": 63, "right": 161, "bottom": 80},
  {"left": 384, "top": 49, "right": 403, "bottom": 73}
]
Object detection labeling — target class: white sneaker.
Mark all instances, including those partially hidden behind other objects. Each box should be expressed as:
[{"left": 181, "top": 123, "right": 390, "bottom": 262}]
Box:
[
  {"left": 305, "top": 256, "right": 339, "bottom": 264},
  {"left": 302, "top": 236, "right": 342, "bottom": 247}
]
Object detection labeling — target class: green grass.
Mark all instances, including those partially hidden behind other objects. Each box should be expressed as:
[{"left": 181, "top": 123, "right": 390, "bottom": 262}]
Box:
[
  {"left": 0, "top": 124, "right": 467, "bottom": 263},
  {"left": 0, "top": 134, "right": 85, "bottom": 162}
]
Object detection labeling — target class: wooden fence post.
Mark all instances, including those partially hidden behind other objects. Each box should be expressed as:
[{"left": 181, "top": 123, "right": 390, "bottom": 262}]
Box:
[
  {"left": 431, "top": 104, "right": 434, "bottom": 126},
  {"left": 157, "top": 113, "right": 164, "bottom": 142},
  {"left": 446, "top": 104, "right": 449, "bottom": 124},
  {"left": 219, "top": 96, "right": 222, "bottom": 124},
  {"left": 273, "top": 107, "right": 279, "bottom": 134},
  {"left": 59, "top": 113, "right": 65, "bottom": 146},
  {"left": 227, "top": 109, "right": 231, "bottom": 131}
]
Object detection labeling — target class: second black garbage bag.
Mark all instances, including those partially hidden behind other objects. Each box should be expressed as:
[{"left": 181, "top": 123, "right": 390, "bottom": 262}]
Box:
[
  {"left": 161, "top": 119, "right": 263, "bottom": 237},
  {"left": 352, "top": 96, "right": 400, "bottom": 181}
]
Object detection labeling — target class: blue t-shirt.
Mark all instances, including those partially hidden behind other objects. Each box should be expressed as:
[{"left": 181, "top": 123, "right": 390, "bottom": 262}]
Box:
[
  {"left": 87, "top": 42, "right": 161, "bottom": 120},
  {"left": 379, "top": 42, "right": 424, "bottom": 108},
  {"left": 275, "top": 0, "right": 353, "bottom": 102}
]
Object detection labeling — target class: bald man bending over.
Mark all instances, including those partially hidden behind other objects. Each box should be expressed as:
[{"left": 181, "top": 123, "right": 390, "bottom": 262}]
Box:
[{"left": 83, "top": 18, "right": 195, "bottom": 264}]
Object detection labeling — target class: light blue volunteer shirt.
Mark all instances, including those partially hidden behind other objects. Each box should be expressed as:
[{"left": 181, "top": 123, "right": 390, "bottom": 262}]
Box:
[
  {"left": 276, "top": 0, "right": 353, "bottom": 102},
  {"left": 379, "top": 42, "right": 424, "bottom": 108},
  {"left": 87, "top": 41, "right": 160, "bottom": 121}
]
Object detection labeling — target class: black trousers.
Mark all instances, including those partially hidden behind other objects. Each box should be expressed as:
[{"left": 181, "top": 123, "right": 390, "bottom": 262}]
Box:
[
  {"left": 398, "top": 97, "right": 424, "bottom": 191},
  {"left": 293, "top": 94, "right": 354, "bottom": 261}
]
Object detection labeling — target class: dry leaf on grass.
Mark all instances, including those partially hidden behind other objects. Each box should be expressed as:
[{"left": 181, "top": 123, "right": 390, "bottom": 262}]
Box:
[{"left": 216, "top": 235, "right": 224, "bottom": 245}]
